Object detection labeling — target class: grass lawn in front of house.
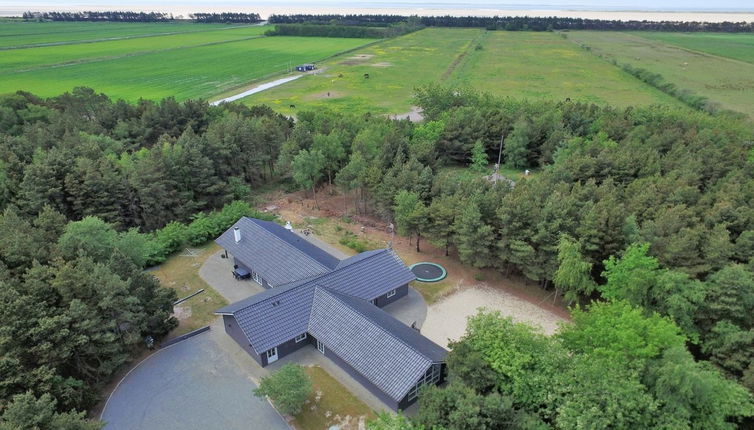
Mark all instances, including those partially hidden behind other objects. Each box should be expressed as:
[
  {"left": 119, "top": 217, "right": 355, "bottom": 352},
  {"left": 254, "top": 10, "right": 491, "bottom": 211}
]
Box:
[
  {"left": 294, "top": 366, "right": 377, "bottom": 430},
  {"left": 150, "top": 242, "right": 227, "bottom": 337}
]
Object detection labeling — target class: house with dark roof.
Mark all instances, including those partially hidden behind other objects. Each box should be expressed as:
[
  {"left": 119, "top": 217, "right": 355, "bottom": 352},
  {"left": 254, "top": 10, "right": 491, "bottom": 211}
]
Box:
[{"left": 215, "top": 217, "right": 447, "bottom": 410}]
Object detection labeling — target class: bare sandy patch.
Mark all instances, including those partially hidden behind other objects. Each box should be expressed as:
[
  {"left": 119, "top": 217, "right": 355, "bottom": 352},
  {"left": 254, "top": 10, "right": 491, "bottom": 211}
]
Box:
[
  {"left": 389, "top": 105, "right": 424, "bottom": 122},
  {"left": 172, "top": 304, "right": 192, "bottom": 321},
  {"left": 422, "top": 285, "right": 567, "bottom": 349},
  {"left": 371, "top": 62, "right": 392, "bottom": 67},
  {"left": 339, "top": 54, "right": 375, "bottom": 65}
]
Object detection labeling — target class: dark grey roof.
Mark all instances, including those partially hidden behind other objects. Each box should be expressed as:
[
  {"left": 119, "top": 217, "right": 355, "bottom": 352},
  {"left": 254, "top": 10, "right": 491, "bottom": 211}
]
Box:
[
  {"left": 215, "top": 217, "right": 338, "bottom": 286},
  {"left": 335, "top": 249, "right": 385, "bottom": 269},
  {"left": 317, "top": 249, "right": 416, "bottom": 300},
  {"left": 215, "top": 248, "right": 415, "bottom": 354},
  {"left": 308, "top": 288, "right": 447, "bottom": 401}
]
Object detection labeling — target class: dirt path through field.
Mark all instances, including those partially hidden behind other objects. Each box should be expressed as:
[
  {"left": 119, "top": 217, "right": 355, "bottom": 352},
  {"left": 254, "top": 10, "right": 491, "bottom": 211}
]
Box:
[{"left": 211, "top": 74, "right": 304, "bottom": 105}]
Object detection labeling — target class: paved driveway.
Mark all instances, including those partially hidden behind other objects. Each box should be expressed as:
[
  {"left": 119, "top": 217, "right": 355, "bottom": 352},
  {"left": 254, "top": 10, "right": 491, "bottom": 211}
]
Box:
[{"left": 102, "top": 330, "right": 289, "bottom": 430}]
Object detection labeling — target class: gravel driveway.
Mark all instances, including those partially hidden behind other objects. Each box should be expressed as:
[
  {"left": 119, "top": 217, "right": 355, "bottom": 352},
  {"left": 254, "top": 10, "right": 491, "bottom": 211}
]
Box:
[{"left": 101, "top": 330, "right": 289, "bottom": 430}]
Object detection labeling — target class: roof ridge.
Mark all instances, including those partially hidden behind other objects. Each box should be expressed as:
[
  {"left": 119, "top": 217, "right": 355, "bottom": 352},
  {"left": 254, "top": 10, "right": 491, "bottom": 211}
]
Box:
[
  {"left": 245, "top": 217, "right": 332, "bottom": 273},
  {"left": 317, "top": 287, "right": 433, "bottom": 362},
  {"left": 337, "top": 248, "right": 389, "bottom": 269}
]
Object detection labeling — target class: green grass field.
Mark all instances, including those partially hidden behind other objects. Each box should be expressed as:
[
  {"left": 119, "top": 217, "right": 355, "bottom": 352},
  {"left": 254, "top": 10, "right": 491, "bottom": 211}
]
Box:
[
  {"left": 0, "top": 21, "right": 375, "bottom": 101},
  {"left": 0, "top": 20, "right": 238, "bottom": 48},
  {"left": 566, "top": 31, "right": 754, "bottom": 117},
  {"left": 244, "top": 28, "right": 482, "bottom": 115},
  {"left": 0, "top": 26, "right": 267, "bottom": 72},
  {"left": 449, "top": 31, "right": 681, "bottom": 107},
  {"left": 245, "top": 28, "right": 683, "bottom": 115},
  {"left": 632, "top": 32, "right": 754, "bottom": 64}
]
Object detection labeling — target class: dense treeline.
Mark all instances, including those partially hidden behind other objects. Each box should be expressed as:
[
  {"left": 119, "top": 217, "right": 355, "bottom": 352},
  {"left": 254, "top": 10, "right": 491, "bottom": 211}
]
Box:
[
  {"left": 268, "top": 14, "right": 411, "bottom": 27},
  {"left": 266, "top": 24, "right": 390, "bottom": 39},
  {"left": 0, "top": 89, "right": 289, "bottom": 425},
  {"left": 278, "top": 86, "right": 754, "bottom": 420},
  {"left": 22, "top": 11, "right": 174, "bottom": 22},
  {"left": 0, "top": 88, "right": 291, "bottom": 231},
  {"left": 188, "top": 13, "right": 262, "bottom": 23},
  {"left": 266, "top": 22, "right": 421, "bottom": 38},
  {"left": 21, "top": 11, "right": 262, "bottom": 23},
  {"left": 269, "top": 13, "right": 754, "bottom": 32}
]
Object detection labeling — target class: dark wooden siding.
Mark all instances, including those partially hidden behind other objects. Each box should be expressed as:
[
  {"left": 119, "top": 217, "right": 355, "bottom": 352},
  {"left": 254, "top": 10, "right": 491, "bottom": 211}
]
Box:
[
  {"left": 373, "top": 284, "right": 408, "bottom": 307},
  {"left": 223, "top": 314, "right": 263, "bottom": 366},
  {"left": 259, "top": 333, "right": 310, "bottom": 366}
]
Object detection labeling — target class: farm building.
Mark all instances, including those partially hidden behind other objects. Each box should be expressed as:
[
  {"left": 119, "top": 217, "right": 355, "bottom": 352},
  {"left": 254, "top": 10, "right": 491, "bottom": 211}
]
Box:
[
  {"left": 295, "top": 63, "right": 316, "bottom": 72},
  {"left": 215, "top": 217, "right": 447, "bottom": 410}
]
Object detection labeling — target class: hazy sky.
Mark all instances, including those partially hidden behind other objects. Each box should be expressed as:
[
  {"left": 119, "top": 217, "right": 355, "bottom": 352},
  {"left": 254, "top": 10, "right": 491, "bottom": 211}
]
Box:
[
  {"left": 7, "top": 0, "right": 754, "bottom": 15},
  {"left": 13, "top": 0, "right": 754, "bottom": 12}
]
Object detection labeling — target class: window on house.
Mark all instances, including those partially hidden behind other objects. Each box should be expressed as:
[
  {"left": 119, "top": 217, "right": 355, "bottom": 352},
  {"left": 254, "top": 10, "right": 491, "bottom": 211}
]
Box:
[
  {"left": 387, "top": 289, "right": 397, "bottom": 298},
  {"left": 295, "top": 333, "right": 307, "bottom": 343},
  {"left": 272, "top": 300, "right": 281, "bottom": 307},
  {"left": 407, "top": 364, "right": 441, "bottom": 402}
]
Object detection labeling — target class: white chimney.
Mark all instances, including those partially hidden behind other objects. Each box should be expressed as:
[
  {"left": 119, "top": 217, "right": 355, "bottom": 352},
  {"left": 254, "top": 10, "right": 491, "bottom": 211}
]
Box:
[
  {"left": 284, "top": 221, "right": 293, "bottom": 232},
  {"left": 233, "top": 227, "right": 241, "bottom": 243}
]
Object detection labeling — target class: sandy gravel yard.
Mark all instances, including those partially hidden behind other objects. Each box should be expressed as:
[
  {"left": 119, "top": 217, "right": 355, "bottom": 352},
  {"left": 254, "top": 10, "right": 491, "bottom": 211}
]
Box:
[{"left": 422, "top": 285, "right": 568, "bottom": 349}]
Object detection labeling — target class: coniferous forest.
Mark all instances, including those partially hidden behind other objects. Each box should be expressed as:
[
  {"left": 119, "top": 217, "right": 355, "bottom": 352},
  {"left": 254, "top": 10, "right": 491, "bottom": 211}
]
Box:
[{"left": 1, "top": 86, "right": 753, "bottom": 427}]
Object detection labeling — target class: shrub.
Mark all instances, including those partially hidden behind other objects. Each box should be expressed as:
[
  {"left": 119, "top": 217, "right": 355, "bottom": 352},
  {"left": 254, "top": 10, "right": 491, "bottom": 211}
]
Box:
[
  {"left": 339, "top": 231, "right": 368, "bottom": 252},
  {"left": 253, "top": 364, "right": 312, "bottom": 416}
]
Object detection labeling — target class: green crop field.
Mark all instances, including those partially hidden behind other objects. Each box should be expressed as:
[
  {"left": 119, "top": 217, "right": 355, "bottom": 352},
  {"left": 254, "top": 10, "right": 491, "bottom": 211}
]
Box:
[
  {"left": 0, "top": 21, "right": 375, "bottom": 101},
  {"left": 566, "top": 31, "right": 754, "bottom": 117},
  {"left": 0, "top": 20, "right": 240, "bottom": 48},
  {"left": 0, "top": 27, "right": 267, "bottom": 71},
  {"left": 244, "top": 28, "right": 683, "bottom": 115},
  {"left": 448, "top": 31, "right": 681, "bottom": 107},
  {"left": 631, "top": 32, "right": 754, "bottom": 64}
]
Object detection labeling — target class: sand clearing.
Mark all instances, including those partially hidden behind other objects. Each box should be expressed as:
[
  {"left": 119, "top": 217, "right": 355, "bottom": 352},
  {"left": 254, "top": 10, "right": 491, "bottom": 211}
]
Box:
[{"left": 422, "top": 285, "right": 567, "bottom": 349}]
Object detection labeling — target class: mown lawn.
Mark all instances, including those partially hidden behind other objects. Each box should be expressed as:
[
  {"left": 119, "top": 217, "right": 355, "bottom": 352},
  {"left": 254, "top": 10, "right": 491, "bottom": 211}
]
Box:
[
  {"left": 632, "top": 31, "right": 754, "bottom": 64},
  {"left": 294, "top": 366, "right": 376, "bottom": 430},
  {"left": 566, "top": 31, "right": 754, "bottom": 117},
  {"left": 150, "top": 242, "right": 227, "bottom": 337},
  {"left": 245, "top": 27, "right": 482, "bottom": 115},
  {"left": 0, "top": 35, "right": 374, "bottom": 100},
  {"left": 449, "top": 31, "right": 683, "bottom": 107}
]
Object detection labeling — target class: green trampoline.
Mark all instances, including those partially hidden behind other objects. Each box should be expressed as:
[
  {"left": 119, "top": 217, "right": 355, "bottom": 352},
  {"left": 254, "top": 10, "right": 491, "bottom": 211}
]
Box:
[{"left": 410, "top": 262, "right": 447, "bottom": 282}]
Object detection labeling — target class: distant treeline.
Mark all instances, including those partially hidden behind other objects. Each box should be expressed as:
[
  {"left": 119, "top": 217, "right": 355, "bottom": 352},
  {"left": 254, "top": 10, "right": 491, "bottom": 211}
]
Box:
[
  {"left": 188, "top": 12, "right": 262, "bottom": 23},
  {"left": 269, "top": 14, "right": 409, "bottom": 27},
  {"left": 270, "top": 14, "right": 754, "bottom": 32},
  {"left": 22, "top": 11, "right": 174, "bottom": 22},
  {"left": 22, "top": 11, "right": 262, "bottom": 23},
  {"left": 266, "top": 22, "right": 421, "bottom": 38}
]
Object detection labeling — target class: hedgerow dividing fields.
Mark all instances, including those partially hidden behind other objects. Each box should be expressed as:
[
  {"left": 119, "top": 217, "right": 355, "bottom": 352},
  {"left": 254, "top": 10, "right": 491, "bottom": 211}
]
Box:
[
  {"left": 244, "top": 28, "right": 684, "bottom": 115},
  {"left": 566, "top": 31, "right": 754, "bottom": 117},
  {"left": 631, "top": 32, "right": 754, "bottom": 64},
  {"left": 0, "top": 21, "right": 375, "bottom": 101},
  {"left": 448, "top": 31, "right": 682, "bottom": 107}
]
